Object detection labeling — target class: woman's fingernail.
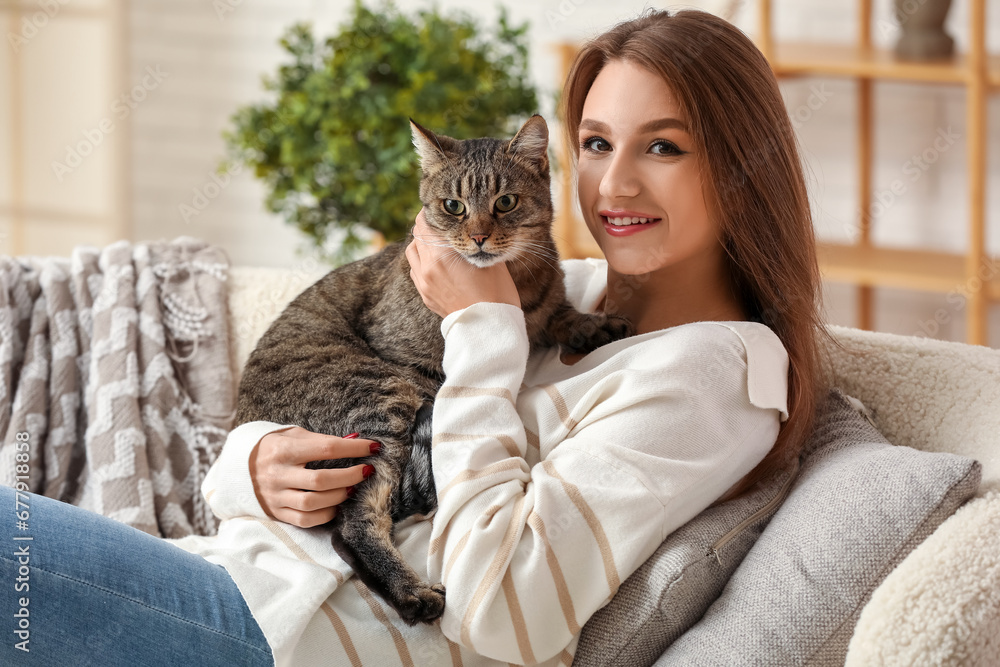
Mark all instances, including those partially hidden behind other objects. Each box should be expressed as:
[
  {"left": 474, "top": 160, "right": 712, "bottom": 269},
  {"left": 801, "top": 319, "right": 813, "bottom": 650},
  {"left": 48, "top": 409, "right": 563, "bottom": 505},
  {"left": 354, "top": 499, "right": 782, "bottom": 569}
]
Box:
[
  {"left": 362, "top": 465, "right": 375, "bottom": 479},
  {"left": 369, "top": 442, "right": 382, "bottom": 454},
  {"left": 344, "top": 432, "right": 360, "bottom": 439},
  {"left": 346, "top": 486, "right": 356, "bottom": 498}
]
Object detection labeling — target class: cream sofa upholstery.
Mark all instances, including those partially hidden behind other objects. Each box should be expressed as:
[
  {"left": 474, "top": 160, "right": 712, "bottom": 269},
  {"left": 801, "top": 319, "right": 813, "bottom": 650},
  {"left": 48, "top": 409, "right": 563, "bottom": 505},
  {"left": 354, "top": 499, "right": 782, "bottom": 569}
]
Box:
[
  {"left": 820, "top": 325, "right": 999, "bottom": 665},
  {"left": 226, "top": 267, "right": 1000, "bottom": 666}
]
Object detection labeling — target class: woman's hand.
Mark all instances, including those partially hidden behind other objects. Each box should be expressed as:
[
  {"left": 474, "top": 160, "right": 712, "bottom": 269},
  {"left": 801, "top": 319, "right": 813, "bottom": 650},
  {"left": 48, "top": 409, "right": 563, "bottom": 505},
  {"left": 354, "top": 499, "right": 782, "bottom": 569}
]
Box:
[
  {"left": 405, "top": 208, "right": 521, "bottom": 318},
  {"left": 248, "top": 427, "right": 380, "bottom": 528}
]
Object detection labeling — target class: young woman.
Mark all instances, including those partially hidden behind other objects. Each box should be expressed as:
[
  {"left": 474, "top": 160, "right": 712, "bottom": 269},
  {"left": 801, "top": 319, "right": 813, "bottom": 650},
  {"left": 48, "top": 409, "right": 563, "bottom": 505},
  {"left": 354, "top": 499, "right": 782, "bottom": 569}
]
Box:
[{"left": 0, "top": 9, "right": 825, "bottom": 666}]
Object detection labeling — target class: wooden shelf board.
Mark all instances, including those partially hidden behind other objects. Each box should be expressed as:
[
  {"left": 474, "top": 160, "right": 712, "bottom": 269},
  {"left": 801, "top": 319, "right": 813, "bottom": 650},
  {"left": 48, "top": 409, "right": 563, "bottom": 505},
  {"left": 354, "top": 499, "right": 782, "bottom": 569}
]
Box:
[
  {"left": 818, "top": 243, "right": 1000, "bottom": 300},
  {"left": 772, "top": 42, "right": 972, "bottom": 84}
]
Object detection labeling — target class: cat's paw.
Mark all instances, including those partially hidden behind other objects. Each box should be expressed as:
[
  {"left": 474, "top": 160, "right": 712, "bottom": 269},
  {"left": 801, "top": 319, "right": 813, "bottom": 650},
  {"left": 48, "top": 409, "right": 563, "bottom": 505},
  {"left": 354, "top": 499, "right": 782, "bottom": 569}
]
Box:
[
  {"left": 563, "top": 313, "right": 635, "bottom": 353},
  {"left": 600, "top": 314, "right": 634, "bottom": 342},
  {"left": 395, "top": 583, "right": 446, "bottom": 625}
]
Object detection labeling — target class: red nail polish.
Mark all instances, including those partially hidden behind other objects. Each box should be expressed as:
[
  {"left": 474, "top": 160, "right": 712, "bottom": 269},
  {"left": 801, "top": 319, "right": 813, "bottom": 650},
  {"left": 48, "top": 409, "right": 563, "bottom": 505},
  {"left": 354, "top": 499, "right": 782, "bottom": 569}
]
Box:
[
  {"left": 346, "top": 486, "right": 356, "bottom": 498},
  {"left": 344, "top": 432, "right": 360, "bottom": 439},
  {"left": 369, "top": 442, "right": 382, "bottom": 455},
  {"left": 362, "top": 465, "right": 375, "bottom": 479}
]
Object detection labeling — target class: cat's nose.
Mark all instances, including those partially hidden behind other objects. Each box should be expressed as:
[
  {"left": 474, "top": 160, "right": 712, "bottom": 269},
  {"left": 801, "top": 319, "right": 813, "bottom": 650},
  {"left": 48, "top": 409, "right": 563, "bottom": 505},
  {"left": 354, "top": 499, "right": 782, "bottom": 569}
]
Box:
[{"left": 470, "top": 233, "right": 490, "bottom": 247}]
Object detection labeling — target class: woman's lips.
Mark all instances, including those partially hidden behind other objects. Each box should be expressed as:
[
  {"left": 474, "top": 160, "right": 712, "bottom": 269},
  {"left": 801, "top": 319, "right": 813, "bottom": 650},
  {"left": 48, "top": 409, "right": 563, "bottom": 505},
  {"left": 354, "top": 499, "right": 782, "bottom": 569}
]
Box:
[{"left": 601, "top": 215, "right": 662, "bottom": 236}]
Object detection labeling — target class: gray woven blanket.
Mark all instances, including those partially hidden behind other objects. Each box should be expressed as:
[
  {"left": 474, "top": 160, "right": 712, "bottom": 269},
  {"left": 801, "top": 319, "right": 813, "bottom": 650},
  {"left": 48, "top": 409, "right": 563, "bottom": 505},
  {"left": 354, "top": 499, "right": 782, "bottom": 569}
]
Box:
[{"left": 0, "top": 238, "right": 233, "bottom": 538}]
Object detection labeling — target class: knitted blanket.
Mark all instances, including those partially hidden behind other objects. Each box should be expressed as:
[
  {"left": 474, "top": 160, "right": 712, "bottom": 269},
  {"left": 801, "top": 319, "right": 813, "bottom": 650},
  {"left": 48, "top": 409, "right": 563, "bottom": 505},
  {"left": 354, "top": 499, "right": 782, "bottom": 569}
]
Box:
[{"left": 0, "top": 238, "right": 233, "bottom": 538}]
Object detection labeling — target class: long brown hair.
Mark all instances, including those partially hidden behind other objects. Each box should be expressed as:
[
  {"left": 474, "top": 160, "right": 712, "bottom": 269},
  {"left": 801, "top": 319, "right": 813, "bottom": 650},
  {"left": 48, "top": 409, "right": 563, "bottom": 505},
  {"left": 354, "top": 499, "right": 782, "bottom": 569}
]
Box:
[{"left": 561, "top": 9, "right": 831, "bottom": 497}]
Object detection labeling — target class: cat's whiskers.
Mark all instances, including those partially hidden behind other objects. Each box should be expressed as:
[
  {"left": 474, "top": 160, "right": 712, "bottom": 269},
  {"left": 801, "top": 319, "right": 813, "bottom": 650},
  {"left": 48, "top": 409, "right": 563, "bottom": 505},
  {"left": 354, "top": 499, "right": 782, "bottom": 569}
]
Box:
[
  {"left": 512, "top": 238, "right": 560, "bottom": 258},
  {"left": 507, "top": 242, "right": 547, "bottom": 269},
  {"left": 545, "top": 229, "right": 576, "bottom": 249},
  {"left": 508, "top": 240, "right": 561, "bottom": 272},
  {"left": 505, "top": 239, "right": 562, "bottom": 280},
  {"left": 425, "top": 245, "right": 467, "bottom": 272},
  {"left": 517, "top": 254, "right": 556, "bottom": 279},
  {"left": 510, "top": 253, "right": 546, "bottom": 286},
  {"left": 516, "top": 254, "right": 558, "bottom": 282},
  {"left": 411, "top": 234, "right": 453, "bottom": 250}
]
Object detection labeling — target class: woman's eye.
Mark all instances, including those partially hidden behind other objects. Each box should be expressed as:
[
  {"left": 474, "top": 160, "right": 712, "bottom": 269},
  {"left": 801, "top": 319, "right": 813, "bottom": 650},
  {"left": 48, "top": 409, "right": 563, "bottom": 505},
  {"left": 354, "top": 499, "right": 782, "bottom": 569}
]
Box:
[
  {"left": 443, "top": 199, "right": 465, "bottom": 215},
  {"left": 580, "top": 136, "right": 611, "bottom": 153},
  {"left": 650, "top": 140, "right": 684, "bottom": 156},
  {"left": 494, "top": 194, "right": 518, "bottom": 213}
]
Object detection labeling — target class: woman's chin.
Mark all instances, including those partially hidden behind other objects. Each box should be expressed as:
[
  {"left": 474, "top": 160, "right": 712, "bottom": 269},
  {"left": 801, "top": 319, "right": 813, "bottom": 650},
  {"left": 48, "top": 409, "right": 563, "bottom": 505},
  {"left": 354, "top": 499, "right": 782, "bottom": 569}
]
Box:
[{"left": 596, "top": 244, "right": 674, "bottom": 277}]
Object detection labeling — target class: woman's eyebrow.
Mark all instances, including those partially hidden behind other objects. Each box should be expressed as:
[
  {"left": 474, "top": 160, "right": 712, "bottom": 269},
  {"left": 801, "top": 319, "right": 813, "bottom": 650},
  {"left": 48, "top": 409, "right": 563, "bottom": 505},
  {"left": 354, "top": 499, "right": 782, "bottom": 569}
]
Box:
[{"left": 579, "top": 117, "right": 689, "bottom": 134}]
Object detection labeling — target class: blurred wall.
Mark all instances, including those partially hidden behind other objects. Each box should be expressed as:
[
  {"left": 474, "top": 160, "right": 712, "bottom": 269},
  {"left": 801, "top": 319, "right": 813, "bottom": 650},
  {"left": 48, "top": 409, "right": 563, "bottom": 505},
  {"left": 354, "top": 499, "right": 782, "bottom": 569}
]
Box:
[
  {"left": 1, "top": 0, "right": 998, "bottom": 345},
  {"left": 1, "top": 0, "right": 128, "bottom": 254}
]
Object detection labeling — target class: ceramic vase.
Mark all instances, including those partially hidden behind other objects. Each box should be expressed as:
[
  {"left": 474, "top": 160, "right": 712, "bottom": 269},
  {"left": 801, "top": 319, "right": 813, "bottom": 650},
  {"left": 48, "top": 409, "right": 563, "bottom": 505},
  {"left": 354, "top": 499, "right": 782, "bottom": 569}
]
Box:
[{"left": 893, "top": 0, "right": 955, "bottom": 60}]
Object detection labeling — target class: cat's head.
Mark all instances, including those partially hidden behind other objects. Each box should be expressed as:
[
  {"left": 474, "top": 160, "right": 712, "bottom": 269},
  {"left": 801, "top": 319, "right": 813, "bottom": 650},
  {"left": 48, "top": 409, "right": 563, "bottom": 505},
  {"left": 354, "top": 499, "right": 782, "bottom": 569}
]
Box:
[{"left": 410, "top": 115, "right": 554, "bottom": 269}]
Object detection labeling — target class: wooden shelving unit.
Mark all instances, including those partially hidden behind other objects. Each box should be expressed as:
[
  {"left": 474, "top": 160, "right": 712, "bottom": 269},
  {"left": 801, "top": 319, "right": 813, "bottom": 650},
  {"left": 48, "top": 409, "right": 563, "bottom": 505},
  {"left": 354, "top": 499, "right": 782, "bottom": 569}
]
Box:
[
  {"left": 817, "top": 243, "right": 1000, "bottom": 300},
  {"left": 759, "top": 0, "right": 997, "bottom": 345},
  {"left": 552, "top": 1, "right": 998, "bottom": 346},
  {"left": 773, "top": 41, "right": 984, "bottom": 83}
]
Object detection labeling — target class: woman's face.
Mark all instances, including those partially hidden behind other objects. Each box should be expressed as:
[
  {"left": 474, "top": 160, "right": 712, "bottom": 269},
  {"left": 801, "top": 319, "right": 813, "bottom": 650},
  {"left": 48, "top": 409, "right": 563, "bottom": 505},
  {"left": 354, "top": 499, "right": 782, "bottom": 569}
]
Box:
[{"left": 577, "top": 59, "right": 721, "bottom": 277}]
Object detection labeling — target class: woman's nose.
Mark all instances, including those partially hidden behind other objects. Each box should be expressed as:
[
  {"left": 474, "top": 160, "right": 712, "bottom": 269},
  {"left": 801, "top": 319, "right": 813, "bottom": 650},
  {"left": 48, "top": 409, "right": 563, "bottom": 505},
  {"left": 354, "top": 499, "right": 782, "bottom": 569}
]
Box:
[{"left": 598, "top": 153, "right": 641, "bottom": 200}]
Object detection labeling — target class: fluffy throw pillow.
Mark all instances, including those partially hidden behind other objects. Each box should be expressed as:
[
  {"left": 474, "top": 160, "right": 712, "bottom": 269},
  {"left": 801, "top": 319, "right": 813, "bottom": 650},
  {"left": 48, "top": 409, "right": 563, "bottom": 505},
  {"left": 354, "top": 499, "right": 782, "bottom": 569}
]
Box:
[{"left": 654, "top": 389, "right": 982, "bottom": 666}]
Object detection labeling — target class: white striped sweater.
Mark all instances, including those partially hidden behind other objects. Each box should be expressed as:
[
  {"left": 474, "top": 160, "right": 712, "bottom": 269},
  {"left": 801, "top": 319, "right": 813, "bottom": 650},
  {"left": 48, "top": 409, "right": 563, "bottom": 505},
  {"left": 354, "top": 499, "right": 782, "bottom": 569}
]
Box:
[{"left": 168, "top": 257, "right": 789, "bottom": 666}]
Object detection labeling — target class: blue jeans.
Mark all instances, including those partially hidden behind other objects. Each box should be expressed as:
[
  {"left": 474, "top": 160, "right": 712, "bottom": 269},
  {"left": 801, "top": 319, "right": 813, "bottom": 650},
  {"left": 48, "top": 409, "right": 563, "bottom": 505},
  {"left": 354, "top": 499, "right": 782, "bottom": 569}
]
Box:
[{"left": 0, "top": 486, "right": 273, "bottom": 666}]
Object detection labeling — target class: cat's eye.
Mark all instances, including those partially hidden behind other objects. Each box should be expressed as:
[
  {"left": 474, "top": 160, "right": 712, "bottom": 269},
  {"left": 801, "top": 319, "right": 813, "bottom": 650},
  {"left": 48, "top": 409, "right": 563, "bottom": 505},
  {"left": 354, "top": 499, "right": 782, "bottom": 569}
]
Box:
[
  {"left": 494, "top": 194, "right": 518, "bottom": 213},
  {"left": 442, "top": 199, "right": 465, "bottom": 216}
]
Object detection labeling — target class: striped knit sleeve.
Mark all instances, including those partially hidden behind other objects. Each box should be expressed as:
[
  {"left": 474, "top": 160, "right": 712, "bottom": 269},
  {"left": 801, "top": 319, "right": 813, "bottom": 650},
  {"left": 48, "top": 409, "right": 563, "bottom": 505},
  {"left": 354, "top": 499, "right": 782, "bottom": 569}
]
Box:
[{"left": 426, "top": 304, "right": 781, "bottom": 665}]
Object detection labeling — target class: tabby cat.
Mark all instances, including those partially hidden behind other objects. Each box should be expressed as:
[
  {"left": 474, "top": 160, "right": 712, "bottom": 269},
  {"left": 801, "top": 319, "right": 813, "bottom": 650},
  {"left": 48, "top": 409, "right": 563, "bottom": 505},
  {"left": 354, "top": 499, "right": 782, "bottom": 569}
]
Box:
[{"left": 235, "top": 115, "right": 633, "bottom": 625}]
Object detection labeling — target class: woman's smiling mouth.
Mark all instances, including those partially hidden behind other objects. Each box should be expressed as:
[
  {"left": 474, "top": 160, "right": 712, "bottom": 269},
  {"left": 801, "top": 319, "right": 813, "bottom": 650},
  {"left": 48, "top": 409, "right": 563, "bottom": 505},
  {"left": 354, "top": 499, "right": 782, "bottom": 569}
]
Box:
[{"left": 600, "top": 210, "right": 662, "bottom": 236}]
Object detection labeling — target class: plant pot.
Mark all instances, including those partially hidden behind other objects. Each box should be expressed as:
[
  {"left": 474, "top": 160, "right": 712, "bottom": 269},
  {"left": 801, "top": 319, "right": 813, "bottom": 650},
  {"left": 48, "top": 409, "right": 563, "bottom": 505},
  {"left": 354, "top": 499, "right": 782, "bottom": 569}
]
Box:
[{"left": 893, "top": 0, "right": 954, "bottom": 61}]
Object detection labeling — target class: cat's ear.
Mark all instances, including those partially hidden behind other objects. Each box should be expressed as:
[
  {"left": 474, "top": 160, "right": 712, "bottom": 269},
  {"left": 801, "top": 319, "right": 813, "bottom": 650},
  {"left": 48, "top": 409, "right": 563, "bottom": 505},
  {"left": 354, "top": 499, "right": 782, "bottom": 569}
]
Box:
[
  {"left": 410, "top": 119, "right": 458, "bottom": 173},
  {"left": 506, "top": 114, "right": 549, "bottom": 169}
]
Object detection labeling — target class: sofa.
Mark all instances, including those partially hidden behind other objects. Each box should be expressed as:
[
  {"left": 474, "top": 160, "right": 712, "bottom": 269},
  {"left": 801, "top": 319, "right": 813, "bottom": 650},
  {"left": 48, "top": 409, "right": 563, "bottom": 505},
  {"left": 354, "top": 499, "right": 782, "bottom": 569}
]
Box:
[
  {"left": 227, "top": 265, "right": 1000, "bottom": 666},
  {"left": 4, "top": 241, "right": 992, "bottom": 666}
]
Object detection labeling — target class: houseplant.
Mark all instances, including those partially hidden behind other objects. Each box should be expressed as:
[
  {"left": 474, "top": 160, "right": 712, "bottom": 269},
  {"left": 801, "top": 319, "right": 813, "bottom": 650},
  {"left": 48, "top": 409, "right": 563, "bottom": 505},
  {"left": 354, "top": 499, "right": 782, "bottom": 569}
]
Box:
[{"left": 225, "top": 0, "right": 538, "bottom": 263}]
